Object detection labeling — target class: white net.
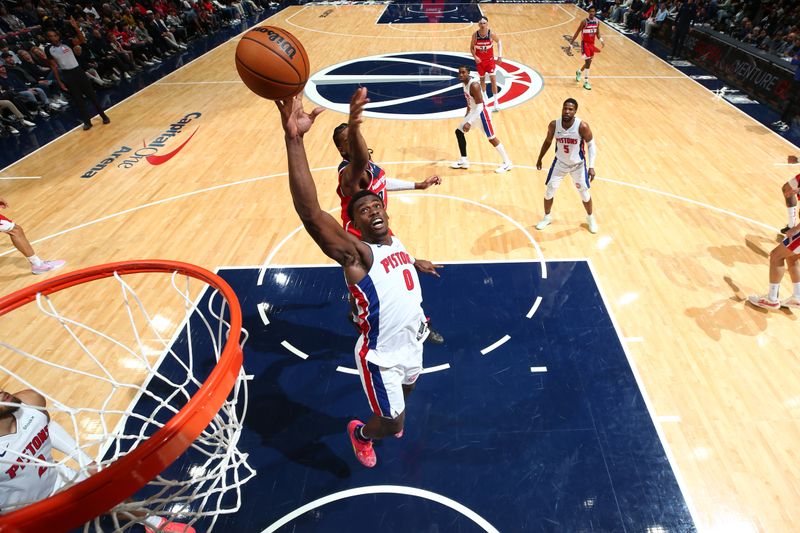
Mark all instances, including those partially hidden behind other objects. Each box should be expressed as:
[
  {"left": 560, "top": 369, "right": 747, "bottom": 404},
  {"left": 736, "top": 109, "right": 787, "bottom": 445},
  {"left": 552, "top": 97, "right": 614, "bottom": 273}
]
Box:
[{"left": 0, "top": 265, "right": 255, "bottom": 531}]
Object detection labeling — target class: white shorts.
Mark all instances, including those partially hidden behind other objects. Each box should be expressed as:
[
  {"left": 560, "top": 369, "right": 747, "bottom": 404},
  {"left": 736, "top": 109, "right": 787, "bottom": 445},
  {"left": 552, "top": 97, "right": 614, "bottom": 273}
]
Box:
[
  {"left": 459, "top": 106, "right": 496, "bottom": 140},
  {"left": 0, "top": 214, "right": 15, "bottom": 233},
  {"left": 546, "top": 158, "right": 590, "bottom": 192},
  {"left": 354, "top": 337, "right": 423, "bottom": 419}
]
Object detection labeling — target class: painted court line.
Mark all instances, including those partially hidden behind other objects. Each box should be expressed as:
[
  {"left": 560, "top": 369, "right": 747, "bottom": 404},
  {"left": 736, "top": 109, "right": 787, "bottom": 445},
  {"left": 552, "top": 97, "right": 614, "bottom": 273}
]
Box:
[
  {"left": 0, "top": 176, "right": 41, "bottom": 180},
  {"left": 530, "top": 366, "right": 548, "bottom": 373},
  {"left": 281, "top": 340, "right": 309, "bottom": 360},
  {"left": 257, "top": 303, "right": 270, "bottom": 326},
  {"left": 335, "top": 366, "right": 359, "bottom": 375},
  {"left": 586, "top": 258, "right": 701, "bottom": 528},
  {"left": 263, "top": 485, "right": 499, "bottom": 533},
  {"left": 480, "top": 335, "right": 511, "bottom": 355},
  {"left": 526, "top": 296, "right": 543, "bottom": 319}
]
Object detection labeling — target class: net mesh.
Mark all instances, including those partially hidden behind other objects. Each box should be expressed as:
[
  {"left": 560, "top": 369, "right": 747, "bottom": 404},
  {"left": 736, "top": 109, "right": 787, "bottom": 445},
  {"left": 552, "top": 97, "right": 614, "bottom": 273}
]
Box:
[{"left": 0, "top": 265, "right": 254, "bottom": 531}]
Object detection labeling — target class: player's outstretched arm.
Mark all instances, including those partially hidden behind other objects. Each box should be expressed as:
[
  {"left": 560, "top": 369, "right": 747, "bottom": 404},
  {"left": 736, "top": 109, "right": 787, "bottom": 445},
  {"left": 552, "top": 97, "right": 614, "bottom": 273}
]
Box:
[
  {"left": 571, "top": 20, "right": 585, "bottom": 43},
  {"left": 413, "top": 259, "right": 442, "bottom": 277},
  {"left": 580, "top": 121, "right": 596, "bottom": 180},
  {"left": 276, "top": 96, "right": 364, "bottom": 265},
  {"left": 340, "top": 87, "right": 371, "bottom": 196},
  {"left": 535, "top": 120, "right": 556, "bottom": 170}
]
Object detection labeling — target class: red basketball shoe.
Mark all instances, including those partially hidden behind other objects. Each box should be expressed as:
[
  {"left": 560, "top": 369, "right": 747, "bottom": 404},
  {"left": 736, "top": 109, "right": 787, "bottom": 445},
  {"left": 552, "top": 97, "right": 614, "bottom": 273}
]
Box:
[{"left": 347, "top": 420, "right": 377, "bottom": 468}]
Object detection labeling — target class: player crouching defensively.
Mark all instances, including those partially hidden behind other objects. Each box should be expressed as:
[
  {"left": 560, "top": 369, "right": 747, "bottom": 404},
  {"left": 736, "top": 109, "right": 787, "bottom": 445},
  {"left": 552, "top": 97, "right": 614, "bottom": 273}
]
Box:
[
  {"left": 450, "top": 66, "right": 512, "bottom": 174},
  {"left": 535, "top": 98, "right": 598, "bottom": 234},
  {"left": 275, "top": 92, "right": 442, "bottom": 468}
]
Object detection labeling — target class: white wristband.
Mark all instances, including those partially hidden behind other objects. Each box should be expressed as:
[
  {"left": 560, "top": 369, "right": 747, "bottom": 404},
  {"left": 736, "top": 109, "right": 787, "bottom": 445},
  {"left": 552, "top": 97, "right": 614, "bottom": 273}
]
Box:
[
  {"left": 587, "top": 139, "right": 597, "bottom": 168},
  {"left": 386, "top": 178, "right": 416, "bottom": 191}
]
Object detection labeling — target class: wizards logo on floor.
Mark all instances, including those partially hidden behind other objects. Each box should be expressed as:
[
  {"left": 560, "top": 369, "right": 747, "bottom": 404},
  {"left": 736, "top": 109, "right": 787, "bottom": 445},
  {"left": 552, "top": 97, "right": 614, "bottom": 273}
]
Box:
[
  {"left": 304, "top": 52, "right": 543, "bottom": 120},
  {"left": 81, "top": 112, "right": 201, "bottom": 179}
]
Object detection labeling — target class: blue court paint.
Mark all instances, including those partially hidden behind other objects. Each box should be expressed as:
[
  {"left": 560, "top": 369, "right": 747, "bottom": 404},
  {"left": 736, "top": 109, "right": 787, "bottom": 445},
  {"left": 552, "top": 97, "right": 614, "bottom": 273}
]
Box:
[
  {"left": 377, "top": 2, "right": 483, "bottom": 25},
  {"left": 119, "top": 261, "right": 694, "bottom": 532}
]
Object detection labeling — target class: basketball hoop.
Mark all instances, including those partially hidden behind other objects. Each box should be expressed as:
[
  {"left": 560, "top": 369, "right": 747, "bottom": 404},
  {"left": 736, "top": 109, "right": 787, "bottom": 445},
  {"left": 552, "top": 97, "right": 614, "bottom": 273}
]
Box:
[{"left": 0, "top": 260, "right": 254, "bottom": 532}]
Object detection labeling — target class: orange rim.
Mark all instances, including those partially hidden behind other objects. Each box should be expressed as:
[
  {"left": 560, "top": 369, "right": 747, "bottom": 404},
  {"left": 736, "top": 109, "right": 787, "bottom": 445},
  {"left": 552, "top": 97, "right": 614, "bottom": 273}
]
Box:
[{"left": 0, "top": 260, "right": 243, "bottom": 533}]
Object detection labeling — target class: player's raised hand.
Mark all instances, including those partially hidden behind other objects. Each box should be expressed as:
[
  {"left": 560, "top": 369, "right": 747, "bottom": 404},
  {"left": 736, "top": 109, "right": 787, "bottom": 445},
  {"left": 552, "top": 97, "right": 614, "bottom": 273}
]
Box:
[
  {"left": 275, "top": 95, "right": 324, "bottom": 139},
  {"left": 417, "top": 176, "right": 442, "bottom": 189},
  {"left": 414, "top": 259, "right": 442, "bottom": 277},
  {"left": 348, "top": 87, "right": 370, "bottom": 128}
]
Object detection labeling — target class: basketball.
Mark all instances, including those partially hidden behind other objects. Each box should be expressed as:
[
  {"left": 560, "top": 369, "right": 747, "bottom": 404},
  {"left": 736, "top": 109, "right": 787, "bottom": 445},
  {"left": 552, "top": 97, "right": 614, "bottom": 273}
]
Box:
[{"left": 235, "top": 26, "right": 310, "bottom": 100}]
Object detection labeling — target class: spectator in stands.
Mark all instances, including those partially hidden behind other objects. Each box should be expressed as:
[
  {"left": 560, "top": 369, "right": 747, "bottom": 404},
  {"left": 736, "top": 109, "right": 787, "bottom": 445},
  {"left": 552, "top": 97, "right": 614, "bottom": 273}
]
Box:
[
  {"left": 0, "top": 4, "right": 26, "bottom": 33},
  {"left": 772, "top": 39, "right": 800, "bottom": 133},
  {"left": 3, "top": 51, "right": 67, "bottom": 105},
  {"left": 643, "top": 1, "right": 669, "bottom": 39},
  {"left": 668, "top": 0, "right": 697, "bottom": 59},
  {"left": 610, "top": 0, "right": 633, "bottom": 24},
  {"left": 0, "top": 98, "right": 36, "bottom": 134},
  {"left": 0, "top": 63, "right": 54, "bottom": 117}
]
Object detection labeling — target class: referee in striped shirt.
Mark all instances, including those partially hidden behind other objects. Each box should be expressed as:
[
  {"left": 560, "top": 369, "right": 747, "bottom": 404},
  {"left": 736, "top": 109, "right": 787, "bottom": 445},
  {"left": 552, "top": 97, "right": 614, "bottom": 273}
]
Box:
[{"left": 45, "top": 27, "right": 110, "bottom": 131}]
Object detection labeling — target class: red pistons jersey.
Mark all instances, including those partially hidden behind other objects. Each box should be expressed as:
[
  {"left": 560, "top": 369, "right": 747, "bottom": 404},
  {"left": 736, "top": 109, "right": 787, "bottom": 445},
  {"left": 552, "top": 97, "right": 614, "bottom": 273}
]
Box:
[
  {"left": 582, "top": 18, "right": 599, "bottom": 44},
  {"left": 0, "top": 405, "right": 56, "bottom": 511},
  {"left": 474, "top": 29, "right": 494, "bottom": 61},
  {"left": 337, "top": 159, "right": 388, "bottom": 235}
]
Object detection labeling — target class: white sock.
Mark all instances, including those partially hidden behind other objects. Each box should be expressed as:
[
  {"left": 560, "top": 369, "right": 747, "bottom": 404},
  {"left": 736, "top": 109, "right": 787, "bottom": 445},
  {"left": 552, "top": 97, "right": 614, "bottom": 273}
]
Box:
[
  {"left": 542, "top": 213, "right": 551, "bottom": 221},
  {"left": 793, "top": 282, "right": 800, "bottom": 299},
  {"left": 768, "top": 283, "right": 780, "bottom": 301},
  {"left": 587, "top": 213, "right": 595, "bottom": 221},
  {"left": 26, "top": 255, "right": 43, "bottom": 266},
  {"left": 143, "top": 516, "right": 163, "bottom": 529},
  {"left": 584, "top": 68, "right": 590, "bottom": 81},
  {"left": 788, "top": 206, "right": 797, "bottom": 228},
  {"left": 495, "top": 143, "right": 510, "bottom": 163}
]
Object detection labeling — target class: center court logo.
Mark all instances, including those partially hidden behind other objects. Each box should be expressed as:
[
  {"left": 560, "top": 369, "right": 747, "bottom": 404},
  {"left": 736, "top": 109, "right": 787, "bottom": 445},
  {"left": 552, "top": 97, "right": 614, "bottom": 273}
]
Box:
[
  {"left": 81, "top": 112, "right": 202, "bottom": 179},
  {"left": 304, "top": 52, "right": 543, "bottom": 120}
]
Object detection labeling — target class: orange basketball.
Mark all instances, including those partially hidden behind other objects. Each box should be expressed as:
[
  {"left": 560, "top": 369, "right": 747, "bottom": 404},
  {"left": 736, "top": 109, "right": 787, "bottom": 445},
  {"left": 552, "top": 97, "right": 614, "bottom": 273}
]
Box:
[{"left": 235, "top": 26, "right": 310, "bottom": 100}]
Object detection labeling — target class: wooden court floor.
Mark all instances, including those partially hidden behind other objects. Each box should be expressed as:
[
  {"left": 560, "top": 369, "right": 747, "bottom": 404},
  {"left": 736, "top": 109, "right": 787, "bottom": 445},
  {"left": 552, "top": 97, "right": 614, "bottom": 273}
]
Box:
[{"left": 1, "top": 3, "right": 799, "bottom": 531}]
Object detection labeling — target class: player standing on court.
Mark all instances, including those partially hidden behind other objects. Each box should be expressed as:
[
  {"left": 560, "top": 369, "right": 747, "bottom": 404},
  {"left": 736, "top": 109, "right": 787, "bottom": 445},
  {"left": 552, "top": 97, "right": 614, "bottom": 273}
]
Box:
[
  {"left": 471, "top": 16, "right": 502, "bottom": 109},
  {"left": 276, "top": 91, "right": 442, "bottom": 468},
  {"left": 450, "top": 65, "right": 513, "bottom": 173},
  {"left": 534, "top": 98, "right": 598, "bottom": 233},
  {"left": 571, "top": 7, "right": 604, "bottom": 91},
  {"left": 333, "top": 89, "right": 445, "bottom": 344},
  {"left": 779, "top": 155, "right": 800, "bottom": 234},
  {"left": 748, "top": 222, "right": 800, "bottom": 310}
]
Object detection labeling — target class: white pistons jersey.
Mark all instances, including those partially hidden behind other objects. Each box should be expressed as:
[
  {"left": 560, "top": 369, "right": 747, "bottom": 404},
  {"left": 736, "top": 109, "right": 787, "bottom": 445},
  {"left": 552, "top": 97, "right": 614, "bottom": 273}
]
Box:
[
  {"left": 463, "top": 78, "right": 479, "bottom": 109},
  {"left": 348, "top": 237, "right": 427, "bottom": 367},
  {"left": 554, "top": 117, "right": 585, "bottom": 166},
  {"left": 0, "top": 404, "right": 56, "bottom": 511}
]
